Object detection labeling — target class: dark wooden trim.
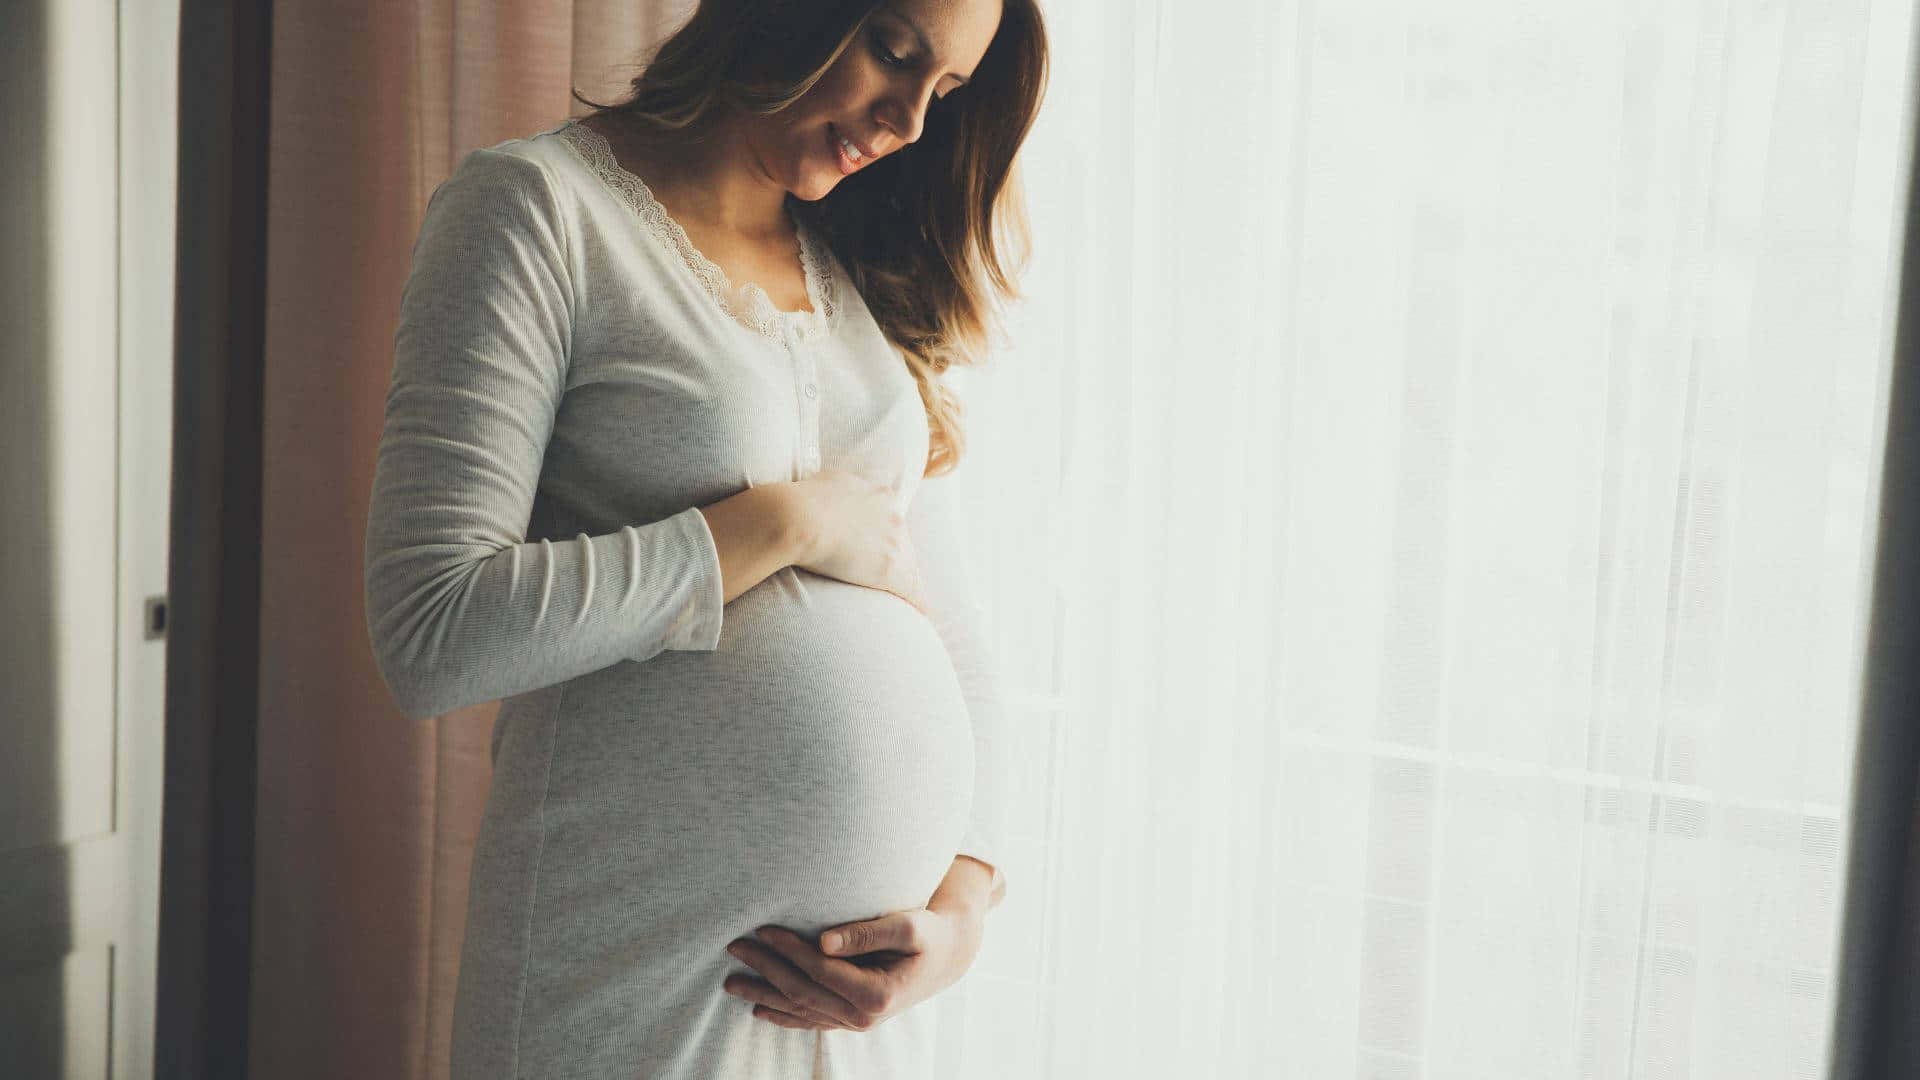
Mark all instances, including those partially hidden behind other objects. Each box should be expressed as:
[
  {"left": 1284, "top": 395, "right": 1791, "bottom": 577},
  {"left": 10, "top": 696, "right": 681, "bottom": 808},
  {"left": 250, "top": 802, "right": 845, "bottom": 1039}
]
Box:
[
  {"left": 1831, "top": 46, "right": 1920, "bottom": 1080},
  {"left": 157, "top": 0, "right": 272, "bottom": 1076}
]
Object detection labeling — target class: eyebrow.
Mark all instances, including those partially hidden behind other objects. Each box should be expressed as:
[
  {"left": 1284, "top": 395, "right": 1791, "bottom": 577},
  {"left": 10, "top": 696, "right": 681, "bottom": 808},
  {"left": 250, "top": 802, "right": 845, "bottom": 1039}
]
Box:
[{"left": 883, "top": 8, "right": 974, "bottom": 87}]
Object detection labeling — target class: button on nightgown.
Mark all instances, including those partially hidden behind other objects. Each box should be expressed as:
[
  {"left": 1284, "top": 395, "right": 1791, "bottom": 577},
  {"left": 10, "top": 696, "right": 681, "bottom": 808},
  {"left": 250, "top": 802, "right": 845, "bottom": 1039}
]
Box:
[{"left": 362, "top": 116, "right": 1012, "bottom": 1079}]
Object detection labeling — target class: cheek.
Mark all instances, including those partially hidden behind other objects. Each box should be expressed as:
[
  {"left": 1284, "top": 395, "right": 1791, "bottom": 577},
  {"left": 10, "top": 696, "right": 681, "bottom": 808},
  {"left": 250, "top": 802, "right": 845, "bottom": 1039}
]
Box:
[{"left": 807, "top": 54, "right": 887, "bottom": 115}]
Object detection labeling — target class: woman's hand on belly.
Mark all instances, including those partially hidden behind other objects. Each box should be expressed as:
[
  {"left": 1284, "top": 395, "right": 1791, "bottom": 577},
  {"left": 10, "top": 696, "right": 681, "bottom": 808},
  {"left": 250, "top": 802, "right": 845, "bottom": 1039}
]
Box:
[
  {"left": 785, "top": 468, "right": 930, "bottom": 615},
  {"left": 721, "top": 902, "right": 986, "bottom": 1032}
]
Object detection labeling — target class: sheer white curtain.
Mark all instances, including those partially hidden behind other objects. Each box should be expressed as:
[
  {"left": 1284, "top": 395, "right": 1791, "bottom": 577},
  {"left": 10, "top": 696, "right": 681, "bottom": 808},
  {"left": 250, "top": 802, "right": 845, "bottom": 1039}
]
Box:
[{"left": 929, "top": 0, "right": 1919, "bottom": 1075}]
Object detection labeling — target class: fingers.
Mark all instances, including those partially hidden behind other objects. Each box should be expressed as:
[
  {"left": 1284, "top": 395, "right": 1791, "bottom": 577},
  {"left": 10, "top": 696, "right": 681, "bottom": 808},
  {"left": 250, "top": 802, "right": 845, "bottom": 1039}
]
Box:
[
  {"left": 896, "top": 583, "right": 930, "bottom": 617},
  {"left": 752, "top": 927, "right": 892, "bottom": 1019},
  {"left": 722, "top": 973, "right": 844, "bottom": 1030},
  {"left": 727, "top": 934, "right": 868, "bottom": 1029},
  {"left": 821, "top": 911, "right": 929, "bottom": 958},
  {"left": 894, "top": 552, "right": 930, "bottom": 616},
  {"left": 899, "top": 542, "right": 928, "bottom": 615}
]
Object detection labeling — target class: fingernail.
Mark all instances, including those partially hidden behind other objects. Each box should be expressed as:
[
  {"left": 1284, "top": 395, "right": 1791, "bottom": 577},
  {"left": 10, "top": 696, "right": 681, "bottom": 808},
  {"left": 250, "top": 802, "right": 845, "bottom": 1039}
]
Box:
[{"left": 726, "top": 942, "right": 745, "bottom": 957}]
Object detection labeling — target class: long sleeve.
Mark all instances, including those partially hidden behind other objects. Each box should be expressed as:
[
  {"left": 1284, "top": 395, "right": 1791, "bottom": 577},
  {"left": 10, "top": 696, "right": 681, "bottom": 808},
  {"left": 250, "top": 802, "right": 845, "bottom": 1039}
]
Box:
[
  {"left": 905, "top": 463, "right": 1012, "bottom": 911},
  {"left": 364, "top": 147, "right": 725, "bottom": 721}
]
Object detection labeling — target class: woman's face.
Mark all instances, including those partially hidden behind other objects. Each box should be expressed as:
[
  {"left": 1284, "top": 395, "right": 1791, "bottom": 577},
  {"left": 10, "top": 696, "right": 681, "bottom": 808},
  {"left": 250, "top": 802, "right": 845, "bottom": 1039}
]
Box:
[{"left": 759, "top": 0, "right": 1004, "bottom": 201}]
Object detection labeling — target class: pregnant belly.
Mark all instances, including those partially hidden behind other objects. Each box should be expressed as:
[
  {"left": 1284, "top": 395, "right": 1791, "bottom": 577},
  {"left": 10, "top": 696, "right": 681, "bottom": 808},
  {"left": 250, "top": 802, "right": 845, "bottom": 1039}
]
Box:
[{"left": 529, "top": 566, "right": 977, "bottom": 942}]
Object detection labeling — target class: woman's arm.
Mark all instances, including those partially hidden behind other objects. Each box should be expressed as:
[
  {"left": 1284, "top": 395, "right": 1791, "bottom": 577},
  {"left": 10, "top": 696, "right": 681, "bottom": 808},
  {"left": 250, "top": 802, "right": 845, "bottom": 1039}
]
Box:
[
  {"left": 930, "top": 854, "right": 997, "bottom": 917},
  {"left": 697, "top": 485, "right": 810, "bottom": 606},
  {"left": 905, "top": 465, "right": 1012, "bottom": 911},
  {"left": 365, "top": 147, "right": 796, "bottom": 719}
]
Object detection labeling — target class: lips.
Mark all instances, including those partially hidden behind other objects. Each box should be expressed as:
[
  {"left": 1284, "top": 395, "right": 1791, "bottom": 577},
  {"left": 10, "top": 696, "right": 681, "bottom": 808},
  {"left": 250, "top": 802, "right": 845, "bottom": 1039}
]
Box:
[{"left": 828, "top": 123, "right": 873, "bottom": 177}]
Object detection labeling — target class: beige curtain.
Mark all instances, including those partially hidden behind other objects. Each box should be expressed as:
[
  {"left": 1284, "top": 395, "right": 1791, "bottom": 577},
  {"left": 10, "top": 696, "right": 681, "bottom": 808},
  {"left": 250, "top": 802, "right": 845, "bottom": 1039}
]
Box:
[{"left": 251, "top": 2, "right": 691, "bottom": 1076}]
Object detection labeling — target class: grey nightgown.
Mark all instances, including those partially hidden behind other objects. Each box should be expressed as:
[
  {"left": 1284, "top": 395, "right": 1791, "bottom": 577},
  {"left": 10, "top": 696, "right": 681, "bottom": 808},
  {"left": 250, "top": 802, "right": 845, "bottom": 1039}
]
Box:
[{"left": 363, "top": 116, "right": 1010, "bottom": 1079}]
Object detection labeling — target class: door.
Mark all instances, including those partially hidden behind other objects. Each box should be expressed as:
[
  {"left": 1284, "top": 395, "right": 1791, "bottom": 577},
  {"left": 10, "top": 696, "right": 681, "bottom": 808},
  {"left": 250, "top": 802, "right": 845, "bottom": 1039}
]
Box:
[{"left": 0, "top": 1, "right": 176, "bottom": 1076}]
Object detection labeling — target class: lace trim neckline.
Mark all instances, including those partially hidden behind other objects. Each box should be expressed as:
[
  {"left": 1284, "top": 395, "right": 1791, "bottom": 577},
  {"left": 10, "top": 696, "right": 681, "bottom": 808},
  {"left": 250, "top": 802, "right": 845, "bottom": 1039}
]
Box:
[{"left": 554, "top": 116, "right": 837, "bottom": 343}]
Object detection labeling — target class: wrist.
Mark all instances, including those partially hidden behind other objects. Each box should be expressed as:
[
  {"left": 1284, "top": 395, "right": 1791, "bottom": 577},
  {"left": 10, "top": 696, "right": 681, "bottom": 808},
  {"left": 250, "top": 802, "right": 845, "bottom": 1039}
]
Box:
[{"left": 767, "top": 482, "right": 818, "bottom": 566}]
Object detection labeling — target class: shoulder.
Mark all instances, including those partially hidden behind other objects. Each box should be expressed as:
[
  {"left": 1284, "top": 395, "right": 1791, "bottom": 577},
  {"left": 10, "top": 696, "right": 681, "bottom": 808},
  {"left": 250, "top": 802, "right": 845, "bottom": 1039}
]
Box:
[
  {"left": 417, "top": 139, "right": 582, "bottom": 269},
  {"left": 438, "top": 141, "right": 562, "bottom": 216},
  {"left": 403, "top": 141, "right": 585, "bottom": 316}
]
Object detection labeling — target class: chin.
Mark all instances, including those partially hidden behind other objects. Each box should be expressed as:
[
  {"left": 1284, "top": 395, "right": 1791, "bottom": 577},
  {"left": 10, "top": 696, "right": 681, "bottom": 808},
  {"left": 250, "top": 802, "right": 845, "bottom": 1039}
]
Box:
[{"left": 791, "top": 171, "right": 841, "bottom": 202}]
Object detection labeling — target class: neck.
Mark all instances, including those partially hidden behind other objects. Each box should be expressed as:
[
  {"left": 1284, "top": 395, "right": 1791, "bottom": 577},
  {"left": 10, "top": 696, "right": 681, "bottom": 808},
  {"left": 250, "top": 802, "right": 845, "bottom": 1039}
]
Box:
[{"left": 614, "top": 110, "right": 793, "bottom": 240}]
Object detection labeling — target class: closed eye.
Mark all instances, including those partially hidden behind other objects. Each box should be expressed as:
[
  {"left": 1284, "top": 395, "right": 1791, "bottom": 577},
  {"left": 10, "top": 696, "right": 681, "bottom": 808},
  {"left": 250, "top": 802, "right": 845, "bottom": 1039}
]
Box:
[
  {"left": 867, "top": 25, "right": 955, "bottom": 102},
  {"left": 869, "top": 28, "right": 908, "bottom": 68}
]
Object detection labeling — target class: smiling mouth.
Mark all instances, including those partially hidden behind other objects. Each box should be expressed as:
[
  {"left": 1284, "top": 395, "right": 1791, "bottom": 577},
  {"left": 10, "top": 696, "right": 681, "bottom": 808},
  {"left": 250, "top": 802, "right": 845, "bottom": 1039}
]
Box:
[{"left": 828, "top": 123, "right": 869, "bottom": 176}]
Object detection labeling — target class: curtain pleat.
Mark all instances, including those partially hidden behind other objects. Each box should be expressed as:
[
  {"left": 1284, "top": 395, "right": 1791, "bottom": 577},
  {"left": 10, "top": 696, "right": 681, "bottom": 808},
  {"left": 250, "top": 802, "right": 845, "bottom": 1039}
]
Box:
[{"left": 254, "top": 3, "right": 690, "bottom": 1077}]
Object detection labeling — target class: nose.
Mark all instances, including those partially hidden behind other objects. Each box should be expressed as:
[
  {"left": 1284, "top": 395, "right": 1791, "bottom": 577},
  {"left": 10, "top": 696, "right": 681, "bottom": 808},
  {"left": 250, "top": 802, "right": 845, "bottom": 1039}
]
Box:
[{"left": 875, "top": 86, "right": 935, "bottom": 148}]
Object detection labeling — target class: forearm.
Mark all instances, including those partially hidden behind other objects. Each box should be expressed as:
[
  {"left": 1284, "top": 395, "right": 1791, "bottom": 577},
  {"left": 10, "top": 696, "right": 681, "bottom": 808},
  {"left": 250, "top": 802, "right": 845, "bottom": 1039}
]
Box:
[
  {"left": 928, "top": 854, "right": 995, "bottom": 918},
  {"left": 904, "top": 473, "right": 1011, "bottom": 918},
  {"left": 697, "top": 483, "right": 808, "bottom": 605}
]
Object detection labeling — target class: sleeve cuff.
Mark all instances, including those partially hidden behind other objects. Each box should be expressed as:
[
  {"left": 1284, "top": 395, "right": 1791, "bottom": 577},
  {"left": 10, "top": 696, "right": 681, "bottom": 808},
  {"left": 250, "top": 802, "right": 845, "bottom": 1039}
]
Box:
[{"left": 661, "top": 505, "right": 725, "bottom": 651}]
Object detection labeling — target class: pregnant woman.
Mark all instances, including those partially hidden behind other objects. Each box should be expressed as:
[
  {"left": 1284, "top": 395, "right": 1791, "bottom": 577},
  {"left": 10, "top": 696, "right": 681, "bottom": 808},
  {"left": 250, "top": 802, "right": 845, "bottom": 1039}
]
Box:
[{"left": 362, "top": 0, "right": 1048, "bottom": 1076}]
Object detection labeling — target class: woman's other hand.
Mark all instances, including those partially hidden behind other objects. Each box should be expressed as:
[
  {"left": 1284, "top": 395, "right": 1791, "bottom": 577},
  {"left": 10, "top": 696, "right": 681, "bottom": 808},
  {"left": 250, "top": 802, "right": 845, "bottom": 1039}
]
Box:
[
  {"left": 721, "top": 902, "right": 986, "bottom": 1032},
  {"left": 783, "top": 468, "right": 929, "bottom": 614}
]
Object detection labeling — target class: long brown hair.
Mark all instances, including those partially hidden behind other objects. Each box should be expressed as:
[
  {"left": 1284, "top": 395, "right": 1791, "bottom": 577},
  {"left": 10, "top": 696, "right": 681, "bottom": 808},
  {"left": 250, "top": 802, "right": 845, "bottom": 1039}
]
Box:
[{"left": 571, "top": 0, "right": 1049, "bottom": 477}]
